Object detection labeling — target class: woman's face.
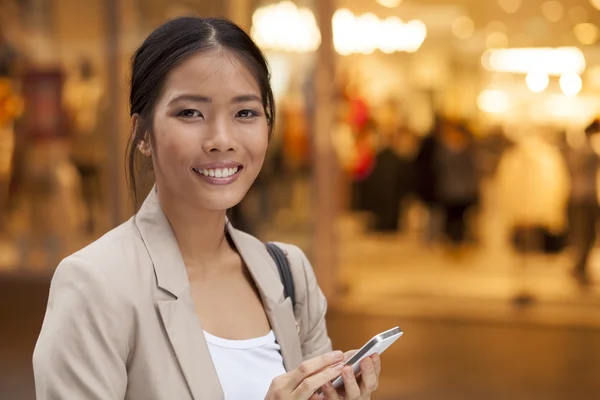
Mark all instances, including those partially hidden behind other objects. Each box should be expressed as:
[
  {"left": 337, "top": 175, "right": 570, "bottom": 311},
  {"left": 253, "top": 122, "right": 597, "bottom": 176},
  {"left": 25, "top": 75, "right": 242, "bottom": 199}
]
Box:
[{"left": 148, "top": 50, "right": 269, "bottom": 211}]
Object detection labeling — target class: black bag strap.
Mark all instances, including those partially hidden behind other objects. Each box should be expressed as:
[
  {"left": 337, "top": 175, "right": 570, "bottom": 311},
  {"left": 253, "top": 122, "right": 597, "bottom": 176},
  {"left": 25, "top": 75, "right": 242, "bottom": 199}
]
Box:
[{"left": 265, "top": 242, "right": 296, "bottom": 308}]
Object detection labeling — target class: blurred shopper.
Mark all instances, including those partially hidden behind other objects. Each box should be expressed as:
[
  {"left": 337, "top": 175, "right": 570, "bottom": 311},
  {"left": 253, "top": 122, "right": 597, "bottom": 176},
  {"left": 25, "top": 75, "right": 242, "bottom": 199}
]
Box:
[
  {"left": 350, "top": 119, "right": 377, "bottom": 213},
  {"left": 368, "top": 127, "right": 416, "bottom": 232},
  {"left": 565, "top": 120, "right": 600, "bottom": 286},
  {"left": 497, "top": 130, "right": 570, "bottom": 255},
  {"left": 33, "top": 17, "right": 381, "bottom": 400},
  {"left": 435, "top": 121, "right": 479, "bottom": 247},
  {"left": 415, "top": 115, "right": 443, "bottom": 244},
  {"left": 0, "top": 31, "right": 18, "bottom": 76},
  {"left": 476, "top": 125, "right": 513, "bottom": 180}
]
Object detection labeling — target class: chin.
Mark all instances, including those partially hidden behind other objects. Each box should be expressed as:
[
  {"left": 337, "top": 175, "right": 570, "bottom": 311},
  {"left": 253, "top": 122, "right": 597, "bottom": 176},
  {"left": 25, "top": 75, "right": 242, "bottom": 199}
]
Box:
[{"left": 197, "top": 191, "right": 246, "bottom": 212}]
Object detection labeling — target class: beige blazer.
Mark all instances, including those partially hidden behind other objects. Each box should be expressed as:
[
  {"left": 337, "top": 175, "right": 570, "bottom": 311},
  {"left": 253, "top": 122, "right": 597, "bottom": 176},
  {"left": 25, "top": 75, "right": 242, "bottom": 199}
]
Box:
[{"left": 33, "top": 189, "right": 332, "bottom": 399}]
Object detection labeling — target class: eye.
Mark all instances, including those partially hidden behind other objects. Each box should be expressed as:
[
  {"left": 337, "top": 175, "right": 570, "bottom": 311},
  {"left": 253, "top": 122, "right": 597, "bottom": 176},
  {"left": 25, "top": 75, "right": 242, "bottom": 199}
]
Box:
[
  {"left": 178, "top": 109, "right": 203, "bottom": 118},
  {"left": 236, "top": 109, "right": 259, "bottom": 119}
]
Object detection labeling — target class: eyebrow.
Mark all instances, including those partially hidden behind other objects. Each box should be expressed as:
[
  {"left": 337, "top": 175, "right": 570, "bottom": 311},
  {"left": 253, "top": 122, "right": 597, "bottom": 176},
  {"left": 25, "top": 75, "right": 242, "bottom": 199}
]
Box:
[{"left": 168, "top": 94, "right": 262, "bottom": 105}]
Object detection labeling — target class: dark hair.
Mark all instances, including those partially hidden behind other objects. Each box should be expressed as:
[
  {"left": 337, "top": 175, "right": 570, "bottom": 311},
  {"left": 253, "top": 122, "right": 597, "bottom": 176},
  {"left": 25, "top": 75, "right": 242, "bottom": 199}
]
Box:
[{"left": 126, "top": 16, "right": 276, "bottom": 208}]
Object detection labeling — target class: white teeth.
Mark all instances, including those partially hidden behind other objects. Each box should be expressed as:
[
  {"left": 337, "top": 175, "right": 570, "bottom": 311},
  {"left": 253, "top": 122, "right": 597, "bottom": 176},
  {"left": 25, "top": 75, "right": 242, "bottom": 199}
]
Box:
[{"left": 196, "top": 167, "right": 240, "bottom": 178}]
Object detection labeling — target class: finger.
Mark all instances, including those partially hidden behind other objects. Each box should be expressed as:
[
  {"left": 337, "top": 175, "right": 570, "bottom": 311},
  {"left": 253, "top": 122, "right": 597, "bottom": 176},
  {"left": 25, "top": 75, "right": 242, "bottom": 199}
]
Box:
[
  {"left": 320, "top": 381, "right": 341, "bottom": 400},
  {"left": 290, "top": 351, "right": 345, "bottom": 387},
  {"left": 344, "top": 349, "right": 358, "bottom": 362},
  {"left": 292, "top": 363, "right": 345, "bottom": 399},
  {"left": 359, "top": 357, "right": 378, "bottom": 394},
  {"left": 341, "top": 366, "right": 361, "bottom": 399},
  {"left": 371, "top": 353, "right": 382, "bottom": 377}
]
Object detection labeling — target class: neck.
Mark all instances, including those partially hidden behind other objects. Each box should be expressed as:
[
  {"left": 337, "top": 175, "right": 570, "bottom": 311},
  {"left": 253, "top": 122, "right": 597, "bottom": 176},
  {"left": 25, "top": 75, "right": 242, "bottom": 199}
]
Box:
[{"left": 157, "top": 186, "right": 230, "bottom": 272}]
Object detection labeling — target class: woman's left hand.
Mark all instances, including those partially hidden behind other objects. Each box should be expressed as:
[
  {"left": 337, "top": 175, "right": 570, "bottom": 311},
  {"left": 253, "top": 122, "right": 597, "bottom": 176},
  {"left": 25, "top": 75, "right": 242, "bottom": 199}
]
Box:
[{"left": 318, "top": 352, "right": 381, "bottom": 400}]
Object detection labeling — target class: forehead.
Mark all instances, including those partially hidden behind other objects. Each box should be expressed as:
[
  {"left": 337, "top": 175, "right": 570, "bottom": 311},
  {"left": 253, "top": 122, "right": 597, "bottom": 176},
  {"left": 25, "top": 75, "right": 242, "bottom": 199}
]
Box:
[{"left": 161, "top": 49, "right": 261, "bottom": 100}]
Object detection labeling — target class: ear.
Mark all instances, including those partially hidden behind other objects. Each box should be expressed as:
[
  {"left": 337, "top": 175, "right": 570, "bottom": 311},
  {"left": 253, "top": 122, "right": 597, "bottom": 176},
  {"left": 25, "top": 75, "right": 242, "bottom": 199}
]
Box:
[
  {"left": 131, "top": 113, "right": 152, "bottom": 157},
  {"left": 138, "top": 140, "right": 152, "bottom": 157}
]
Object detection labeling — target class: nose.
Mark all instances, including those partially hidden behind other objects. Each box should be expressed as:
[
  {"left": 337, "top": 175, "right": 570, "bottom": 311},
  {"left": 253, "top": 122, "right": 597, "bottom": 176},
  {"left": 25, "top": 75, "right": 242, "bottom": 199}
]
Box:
[{"left": 202, "top": 117, "right": 235, "bottom": 153}]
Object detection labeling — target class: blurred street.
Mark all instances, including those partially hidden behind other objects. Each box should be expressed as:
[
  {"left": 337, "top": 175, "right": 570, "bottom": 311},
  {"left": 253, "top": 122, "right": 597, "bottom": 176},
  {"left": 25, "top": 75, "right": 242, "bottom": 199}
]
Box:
[
  {"left": 264, "top": 208, "right": 600, "bottom": 329},
  {"left": 2, "top": 276, "right": 600, "bottom": 400}
]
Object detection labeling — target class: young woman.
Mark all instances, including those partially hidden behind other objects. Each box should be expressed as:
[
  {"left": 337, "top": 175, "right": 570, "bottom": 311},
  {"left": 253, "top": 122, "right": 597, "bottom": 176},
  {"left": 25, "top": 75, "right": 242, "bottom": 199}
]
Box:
[{"left": 33, "top": 17, "right": 381, "bottom": 400}]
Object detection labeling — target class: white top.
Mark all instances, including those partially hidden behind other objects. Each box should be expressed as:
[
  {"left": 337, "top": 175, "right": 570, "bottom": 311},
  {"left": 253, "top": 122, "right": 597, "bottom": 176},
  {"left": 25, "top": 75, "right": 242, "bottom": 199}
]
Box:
[{"left": 204, "top": 330, "right": 287, "bottom": 399}]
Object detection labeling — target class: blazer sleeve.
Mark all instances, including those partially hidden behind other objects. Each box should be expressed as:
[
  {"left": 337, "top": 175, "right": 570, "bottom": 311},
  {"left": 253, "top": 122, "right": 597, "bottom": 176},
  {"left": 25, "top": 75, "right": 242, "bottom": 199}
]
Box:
[
  {"left": 294, "top": 246, "right": 333, "bottom": 360},
  {"left": 33, "top": 255, "right": 129, "bottom": 400}
]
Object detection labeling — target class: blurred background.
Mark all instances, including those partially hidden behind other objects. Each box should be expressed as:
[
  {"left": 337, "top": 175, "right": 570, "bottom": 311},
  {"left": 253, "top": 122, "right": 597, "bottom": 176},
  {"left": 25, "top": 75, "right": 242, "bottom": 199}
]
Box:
[{"left": 1, "top": 0, "right": 600, "bottom": 399}]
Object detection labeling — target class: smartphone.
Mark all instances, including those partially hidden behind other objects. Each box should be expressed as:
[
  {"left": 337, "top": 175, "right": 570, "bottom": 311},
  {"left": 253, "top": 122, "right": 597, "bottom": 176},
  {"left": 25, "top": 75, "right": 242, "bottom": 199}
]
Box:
[{"left": 331, "top": 326, "right": 403, "bottom": 390}]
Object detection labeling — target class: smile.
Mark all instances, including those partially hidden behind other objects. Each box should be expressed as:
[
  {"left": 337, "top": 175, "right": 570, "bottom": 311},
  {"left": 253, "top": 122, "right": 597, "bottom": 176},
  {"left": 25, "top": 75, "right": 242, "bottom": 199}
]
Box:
[
  {"left": 191, "top": 165, "right": 243, "bottom": 185},
  {"left": 193, "top": 166, "right": 240, "bottom": 178}
]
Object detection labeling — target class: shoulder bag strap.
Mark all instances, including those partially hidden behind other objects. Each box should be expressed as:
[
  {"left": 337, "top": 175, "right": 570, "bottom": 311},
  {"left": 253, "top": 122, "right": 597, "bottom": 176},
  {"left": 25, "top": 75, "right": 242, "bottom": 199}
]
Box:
[{"left": 265, "top": 242, "right": 296, "bottom": 308}]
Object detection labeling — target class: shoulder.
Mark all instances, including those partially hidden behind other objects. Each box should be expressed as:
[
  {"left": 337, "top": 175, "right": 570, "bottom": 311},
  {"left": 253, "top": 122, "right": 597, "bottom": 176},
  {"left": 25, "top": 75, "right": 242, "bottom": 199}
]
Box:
[
  {"left": 270, "top": 242, "right": 312, "bottom": 274},
  {"left": 53, "top": 217, "right": 151, "bottom": 301},
  {"left": 267, "top": 242, "right": 319, "bottom": 306},
  {"left": 229, "top": 227, "right": 321, "bottom": 304}
]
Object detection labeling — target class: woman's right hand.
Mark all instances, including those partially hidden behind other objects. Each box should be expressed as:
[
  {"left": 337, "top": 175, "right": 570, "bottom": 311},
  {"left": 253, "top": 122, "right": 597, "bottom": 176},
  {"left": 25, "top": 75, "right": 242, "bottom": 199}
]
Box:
[{"left": 265, "top": 351, "right": 346, "bottom": 400}]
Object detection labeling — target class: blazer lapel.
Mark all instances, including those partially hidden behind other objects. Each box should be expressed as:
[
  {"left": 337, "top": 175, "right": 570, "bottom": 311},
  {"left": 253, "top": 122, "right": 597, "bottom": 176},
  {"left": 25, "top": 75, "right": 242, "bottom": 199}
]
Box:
[
  {"left": 227, "top": 225, "right": 304, "bottom": 371},
  {"left": 136, "top": 188, "right": 224, "bottom": 399},
  {"left": 267, "top": 297, "right": 304, "bottom": 371},
  {"left": 158, "top": 294, "right": 223, "bottom": 399}
]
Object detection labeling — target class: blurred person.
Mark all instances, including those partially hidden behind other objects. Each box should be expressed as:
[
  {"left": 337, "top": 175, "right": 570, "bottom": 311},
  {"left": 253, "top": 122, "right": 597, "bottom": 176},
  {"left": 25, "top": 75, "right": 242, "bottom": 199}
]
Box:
[
  {"left": 414, "top": 115, "right": 443, "bottom": 245},
  {"left": 280, "top": 95, "right": 310, "bottom": 175},
  {"left": 0, "top": 31, "right": 18, "bottom": 77},
  {"left": 350, "top": 119, "right": 377, "bottom": 213},
  {"left": 476, "top": 125, "right": 513, "bottom": 180},
  {"left": 496, "top": 128, "right": 570, "bottom": 255},
  {"left": 436, "top": 120, "right": 479, "bottom": 248},
  {"left": 565, "top": 120, "right": 600, "bottom": 286},
  {"left": 368, "top": 126, "right": 415, "bottom": 232},
  {"left": 32, "top": 17, "right": 381, "bottom": 400}
]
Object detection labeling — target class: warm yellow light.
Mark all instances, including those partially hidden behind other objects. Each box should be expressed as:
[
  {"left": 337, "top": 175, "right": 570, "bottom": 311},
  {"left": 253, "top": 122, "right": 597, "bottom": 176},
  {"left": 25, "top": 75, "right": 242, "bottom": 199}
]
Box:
[
  {"left": 498, "top": 0, "right": 522, "bottom": 14},
  {"left": 452, "top": 16, "right": 475, "bottom": 39},
  {"left": 568, "top": 6, "right": 588, "bottom": 24},
  {"left": 574, "top": 23, "right": 599, "bottom": 45},
  {"left": 377, "top": 0, "right": 402, "bottom": 7},
  {"left": 541, "top": 1, "right": 564, "bottom": 22},
  {"left": 251, "top": 1, "right": 321, "bottom": 52},
  {"left": 586, "top": 65, "right": 600, "bottom": 89},
  {"left": 404, "top": 20, "right": 427, "bottom": 53},
  {"left": 356, "top": 13, "right": 380, "bottom": 55},
  {"left": 486, "top": 32, "right": 509, "bottom": 48},
  {"left": 512, "top": 33, "right": 533, "bottom": 47},
  {"left": 590, "top": 0, "right": 600, "bottom": 11},
  {"left": 332, "top": 10, "right": 426, "bottom": 55},
  {"left": 560, "top": 73, "right": 583, "bottom": 96},
  {"left": 482, "top": 47, "right": 586, "bottom": 75},
  {"left": 379, "top": 17, "right": 400, "bottom": 54},
  {"left": 332, "top": 9, "right": 356, "bottom": 56},
  {"left": 485, "top": 21, "right": 507, "bottom": 35},
  {"left": 477, "top": 89, "right": 510, "bottom": 114},
  {"left": 526, "top": 72, "right": 549, "bottom": 92}
]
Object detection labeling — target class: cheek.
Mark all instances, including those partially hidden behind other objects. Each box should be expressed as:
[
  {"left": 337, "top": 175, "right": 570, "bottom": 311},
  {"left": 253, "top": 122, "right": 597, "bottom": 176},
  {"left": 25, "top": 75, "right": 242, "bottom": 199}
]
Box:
[
  {"left": 249, "top": 128, "right": 269, "bottom": 163},
  {"left": 152, "top": 126, "right": 191, "bottom": 172}
]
